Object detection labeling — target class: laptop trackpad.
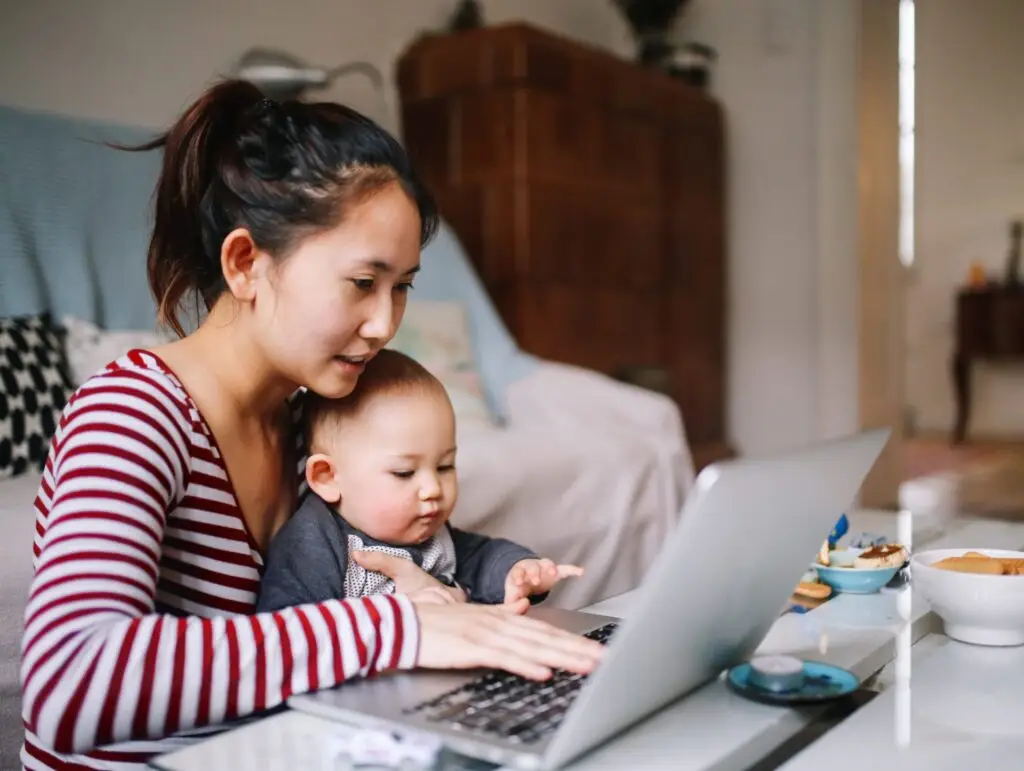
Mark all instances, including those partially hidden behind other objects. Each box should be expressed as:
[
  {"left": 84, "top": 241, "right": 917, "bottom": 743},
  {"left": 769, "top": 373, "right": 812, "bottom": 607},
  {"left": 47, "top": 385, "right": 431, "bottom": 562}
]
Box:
[{"left": 526, "top": 606, "right": 620, "bottom": 635}]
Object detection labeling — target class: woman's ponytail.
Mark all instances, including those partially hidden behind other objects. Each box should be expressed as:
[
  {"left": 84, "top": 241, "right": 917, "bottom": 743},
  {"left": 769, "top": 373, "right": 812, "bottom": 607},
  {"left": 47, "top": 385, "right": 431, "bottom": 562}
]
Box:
[
  {"left": 125, "top": 81, "right": 263, "bottom": 336},
  {"left": 120, "top": 79, "right": 438, "bottom": 337}
]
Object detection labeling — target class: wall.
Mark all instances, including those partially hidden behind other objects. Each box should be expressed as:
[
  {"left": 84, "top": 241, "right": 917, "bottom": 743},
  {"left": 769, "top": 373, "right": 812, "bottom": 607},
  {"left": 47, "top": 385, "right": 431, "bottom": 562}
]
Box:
[
  {"left": 683, "top": 0, "right": 860, "bottom": 454},
  {"left": 0, "top": 0, "right": 631, "bottom": 134},
  {"left": 0, "top": 0, "right": 860, "bottom": 457},
  {"left": 856, "top": 0, "right": 903, "bottom": 505},
  {"left": 909, "top": 0, "right": 1024, "bottom": 437}
]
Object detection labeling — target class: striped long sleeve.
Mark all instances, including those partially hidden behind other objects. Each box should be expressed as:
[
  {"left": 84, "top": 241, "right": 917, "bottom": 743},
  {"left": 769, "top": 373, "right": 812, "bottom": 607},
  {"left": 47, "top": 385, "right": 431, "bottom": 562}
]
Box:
[{"left": 20, "top": 358, "right": 420, "bottom": 767}]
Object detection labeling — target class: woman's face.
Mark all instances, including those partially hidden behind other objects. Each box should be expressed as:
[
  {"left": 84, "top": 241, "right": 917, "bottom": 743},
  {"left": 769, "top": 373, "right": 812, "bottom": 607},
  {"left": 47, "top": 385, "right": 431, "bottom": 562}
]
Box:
[{"left": 257, "top": 181, "right": 424, "bottom": 398}]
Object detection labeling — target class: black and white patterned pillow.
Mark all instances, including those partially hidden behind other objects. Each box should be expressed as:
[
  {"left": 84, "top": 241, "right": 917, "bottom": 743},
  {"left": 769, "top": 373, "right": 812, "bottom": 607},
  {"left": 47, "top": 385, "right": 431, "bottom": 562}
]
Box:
[{"left": 0, "top": 313, "right": 75, "bottom": 479}]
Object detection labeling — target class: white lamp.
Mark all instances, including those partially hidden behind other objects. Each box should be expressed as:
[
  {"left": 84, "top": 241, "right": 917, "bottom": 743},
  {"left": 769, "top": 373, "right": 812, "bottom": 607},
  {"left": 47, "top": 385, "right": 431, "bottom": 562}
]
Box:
[{"left": 235, "top": 48, "right": 384, "bottom": 101}]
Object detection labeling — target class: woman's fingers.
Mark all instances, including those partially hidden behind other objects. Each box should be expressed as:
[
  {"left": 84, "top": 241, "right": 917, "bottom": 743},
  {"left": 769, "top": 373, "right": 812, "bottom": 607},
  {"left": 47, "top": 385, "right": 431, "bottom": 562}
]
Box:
[
  {"left": 352, "top": 550, "right": 413, "bottom": 579},
  {"left": 353, "top": 550, "right": 444, "bottom": 595},
  {"left": 414, "top": 603, "right": 606, "bottom": 681},
  {"left": 489, "top": 615, "right": 605, "bottom": 673},
  {"left": 474, "top": 620, "right": 602, "bottom": 677},
  {"left": 473, "top": 647, "right": 553, "bottom": 681}
]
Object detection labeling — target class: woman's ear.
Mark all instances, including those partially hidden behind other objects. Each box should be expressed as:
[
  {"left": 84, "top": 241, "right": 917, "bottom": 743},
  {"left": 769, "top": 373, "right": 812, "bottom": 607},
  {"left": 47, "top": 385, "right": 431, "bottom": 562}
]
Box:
[
  {"left": 220, "top": 228, "right": 263, "bottom": 303},
  {"left": 306, "top": 453, "right": 342, "bottom": 504}
]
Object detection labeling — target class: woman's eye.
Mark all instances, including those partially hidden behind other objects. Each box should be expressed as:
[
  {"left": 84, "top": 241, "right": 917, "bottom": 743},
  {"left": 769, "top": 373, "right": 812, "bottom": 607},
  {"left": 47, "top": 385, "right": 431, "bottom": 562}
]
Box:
[
  {"left": 395, "top": 281, "right": 415, "bottom": 294},
  {"left": 352, "top": 278, "right": 375, "bottom": 291},
  {"left": 391, "top": 470, "right": 414, "bottom": 479}
]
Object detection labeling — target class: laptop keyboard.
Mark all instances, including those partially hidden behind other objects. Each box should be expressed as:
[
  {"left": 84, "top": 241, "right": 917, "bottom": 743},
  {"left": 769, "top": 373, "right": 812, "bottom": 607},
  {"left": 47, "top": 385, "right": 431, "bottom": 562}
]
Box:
[{"left": 403, "top": 622, "right": 618, "bottom": 745}]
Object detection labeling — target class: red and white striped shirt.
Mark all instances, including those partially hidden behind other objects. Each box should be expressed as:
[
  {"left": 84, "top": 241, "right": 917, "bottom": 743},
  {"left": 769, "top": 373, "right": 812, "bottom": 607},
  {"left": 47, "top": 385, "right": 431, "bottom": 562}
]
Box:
[{"left": 20, "top": 350, "right": 420, "bottom": 770}]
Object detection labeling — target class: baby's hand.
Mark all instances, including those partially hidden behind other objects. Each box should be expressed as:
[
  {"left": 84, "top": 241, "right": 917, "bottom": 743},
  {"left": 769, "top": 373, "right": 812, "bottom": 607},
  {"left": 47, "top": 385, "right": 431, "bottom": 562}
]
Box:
[{"left": 503, "top": 558, "right": 584, "bottom": 605}]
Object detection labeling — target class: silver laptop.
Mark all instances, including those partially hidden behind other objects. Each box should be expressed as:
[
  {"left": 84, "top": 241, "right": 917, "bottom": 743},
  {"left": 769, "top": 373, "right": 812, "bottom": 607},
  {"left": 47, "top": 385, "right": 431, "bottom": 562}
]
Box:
[{"left": 288, "top": 429, "right": 890, "bottom": 769}]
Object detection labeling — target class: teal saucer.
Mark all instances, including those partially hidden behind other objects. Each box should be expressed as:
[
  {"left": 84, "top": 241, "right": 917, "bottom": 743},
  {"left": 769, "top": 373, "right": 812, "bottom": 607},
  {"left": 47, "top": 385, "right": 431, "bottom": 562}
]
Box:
[{"left": 726, "top": 660, "right": 860, "bottom": 705}]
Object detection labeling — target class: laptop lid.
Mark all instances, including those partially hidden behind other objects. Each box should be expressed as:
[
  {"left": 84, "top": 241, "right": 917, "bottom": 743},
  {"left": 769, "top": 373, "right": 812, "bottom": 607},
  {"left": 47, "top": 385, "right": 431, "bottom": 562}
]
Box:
[{"left": 543, "top": 428, "right": 890, "bottom": 767}]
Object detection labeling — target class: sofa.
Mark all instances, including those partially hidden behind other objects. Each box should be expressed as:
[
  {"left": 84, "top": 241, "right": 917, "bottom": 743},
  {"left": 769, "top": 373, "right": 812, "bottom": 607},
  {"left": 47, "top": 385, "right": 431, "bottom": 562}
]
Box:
[{"left": 0, "top": 104, "right": 695, "bottom": 768}]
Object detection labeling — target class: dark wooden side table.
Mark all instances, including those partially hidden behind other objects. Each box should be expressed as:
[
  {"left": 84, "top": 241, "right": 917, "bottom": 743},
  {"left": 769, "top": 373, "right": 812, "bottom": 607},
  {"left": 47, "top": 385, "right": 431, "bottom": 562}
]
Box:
[{"left": 951, "top": 285, "right": 1024, "bottom": 443}]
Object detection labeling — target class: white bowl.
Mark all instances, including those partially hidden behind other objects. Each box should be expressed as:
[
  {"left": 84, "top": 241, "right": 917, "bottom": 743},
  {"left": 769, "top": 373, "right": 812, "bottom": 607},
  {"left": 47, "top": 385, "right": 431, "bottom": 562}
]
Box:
[{"left": 911, "top": 548, "right": 1024, "bottom": 647}]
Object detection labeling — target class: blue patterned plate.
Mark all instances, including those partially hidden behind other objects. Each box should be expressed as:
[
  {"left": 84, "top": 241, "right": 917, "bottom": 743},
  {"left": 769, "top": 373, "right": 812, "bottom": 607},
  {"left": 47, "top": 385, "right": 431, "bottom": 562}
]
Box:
[{"left": 726, "top": 660, "right": 860, "bottom": 705}]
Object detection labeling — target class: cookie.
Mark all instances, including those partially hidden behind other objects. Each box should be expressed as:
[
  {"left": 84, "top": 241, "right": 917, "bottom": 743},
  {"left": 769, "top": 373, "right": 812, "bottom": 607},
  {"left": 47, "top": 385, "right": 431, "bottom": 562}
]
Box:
[
  {"left": 794, "top": 581, "right": 832, "bottom": 600},
  {"left": 1000, "top": 558, "right": 1024, "bottom": 575},
  {"left": 932, "top": 556, "right": 1006, "bottom": 575}
]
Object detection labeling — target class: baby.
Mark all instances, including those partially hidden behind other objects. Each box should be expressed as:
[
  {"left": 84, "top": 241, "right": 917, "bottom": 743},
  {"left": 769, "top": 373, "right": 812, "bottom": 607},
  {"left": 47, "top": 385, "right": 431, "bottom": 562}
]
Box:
[{"left": 257, "top": 349, "right": 582, "bottom": 613}]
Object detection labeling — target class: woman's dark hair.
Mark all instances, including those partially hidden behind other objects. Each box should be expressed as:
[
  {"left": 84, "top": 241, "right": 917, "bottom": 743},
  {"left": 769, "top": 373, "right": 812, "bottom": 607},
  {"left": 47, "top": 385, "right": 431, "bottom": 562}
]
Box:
[{"left": 123, "top": 79, "right": 438, "bottom": 336}]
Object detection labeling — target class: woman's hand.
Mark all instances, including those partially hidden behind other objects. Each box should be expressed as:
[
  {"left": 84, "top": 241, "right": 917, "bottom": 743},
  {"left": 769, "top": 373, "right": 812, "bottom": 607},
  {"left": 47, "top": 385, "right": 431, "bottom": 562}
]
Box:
[
  {"left": 352, "top": 550, "right": 467, "bottom": 604},
  {"left": 353, "top": 549, "right": 603, "bottom": 679},
  {"left": 406, "top": 586, "right": 462, "bottom": 606},
  {"left": 413, "top": 601, "right": 606, "bottom": 681}
]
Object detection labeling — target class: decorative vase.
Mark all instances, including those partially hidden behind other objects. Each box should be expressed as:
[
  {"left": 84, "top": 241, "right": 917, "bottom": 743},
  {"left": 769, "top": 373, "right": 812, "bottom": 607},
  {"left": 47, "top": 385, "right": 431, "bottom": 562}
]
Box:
[
  {"left": 665, "top": 41, "right": 718, "bottom": 88},
  {"left": 449, "top": 0, "right": 483, "bottom": 32},
  {"left": 1005, "top": 219, "right": 1022, "bottom": 286},
  {"left": 611, "top": 0, "right": 692, "bottom": 64}
]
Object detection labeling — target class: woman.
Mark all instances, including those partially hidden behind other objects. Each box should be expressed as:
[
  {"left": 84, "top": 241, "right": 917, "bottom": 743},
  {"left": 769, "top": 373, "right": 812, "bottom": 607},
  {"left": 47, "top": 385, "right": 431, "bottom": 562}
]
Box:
[{"left": 19, "top": 80, "right": 604, "bottom": 770}]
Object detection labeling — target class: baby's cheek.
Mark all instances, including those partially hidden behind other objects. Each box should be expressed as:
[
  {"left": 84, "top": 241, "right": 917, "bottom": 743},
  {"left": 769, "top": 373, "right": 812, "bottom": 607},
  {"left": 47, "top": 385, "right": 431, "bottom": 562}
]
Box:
[
  {"left": 378, "top": 504, "right": 420, "bottom": 537},
  {"left": 355, "top": 495, "right": 418, "bottom": 541}
]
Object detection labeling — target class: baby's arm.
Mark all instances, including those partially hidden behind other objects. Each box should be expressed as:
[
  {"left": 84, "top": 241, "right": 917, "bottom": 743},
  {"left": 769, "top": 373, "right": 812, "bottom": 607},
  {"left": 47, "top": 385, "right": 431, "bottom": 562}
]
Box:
[
  {"left": 449, "top": 526, "right": 539, "bottom": 604},
  {"left": 257, "top": 498, "right": 350, "bottom": 612}
]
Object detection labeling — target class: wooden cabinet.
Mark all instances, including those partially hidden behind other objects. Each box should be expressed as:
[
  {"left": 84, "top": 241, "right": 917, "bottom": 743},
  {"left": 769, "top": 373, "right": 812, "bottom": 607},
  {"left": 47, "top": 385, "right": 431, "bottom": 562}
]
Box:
[
  {"left": 952, "top": 286, "right": 1024, "bottom": 443},
  {"left": 397, "top": 22, "right": 732, "bottom": 466}
]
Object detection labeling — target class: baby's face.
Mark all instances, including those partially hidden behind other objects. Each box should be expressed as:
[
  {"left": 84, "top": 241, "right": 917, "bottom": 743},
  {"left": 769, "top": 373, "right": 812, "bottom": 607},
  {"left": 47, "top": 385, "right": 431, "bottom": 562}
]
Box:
[{"left": 332, "top": 388, "right": 458, "bottom": 545}]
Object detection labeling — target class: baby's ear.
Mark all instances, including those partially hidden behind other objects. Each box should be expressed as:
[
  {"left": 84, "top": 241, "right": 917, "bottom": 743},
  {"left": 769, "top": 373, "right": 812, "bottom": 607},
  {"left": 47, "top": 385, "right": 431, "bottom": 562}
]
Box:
[{"left": 306, "top": 453, "right": 342, "bottom": 504}]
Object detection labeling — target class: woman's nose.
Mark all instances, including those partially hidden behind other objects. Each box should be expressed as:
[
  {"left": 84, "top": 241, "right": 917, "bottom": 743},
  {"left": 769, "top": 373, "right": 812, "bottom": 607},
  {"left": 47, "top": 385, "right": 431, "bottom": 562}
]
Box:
[{"left": 360, "top": 295, "right": 395, "bottom": 343}]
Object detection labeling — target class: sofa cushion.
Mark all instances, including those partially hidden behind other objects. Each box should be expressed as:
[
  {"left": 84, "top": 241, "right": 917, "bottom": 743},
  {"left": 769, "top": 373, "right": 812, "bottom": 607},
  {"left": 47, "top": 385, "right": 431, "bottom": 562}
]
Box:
[
  {"left": 0, "top": 105, "right": 159, "bottom": 329},
  {"left": 0, "top": 471, "right": 46, "bottom": 766},
  {"left": 61, "top": 315, "right": 167, "bottom": 386},
  {"left": 414, "top": 225, "right": 539, "bottom": 418},
  {"left": 0, "top": 312, "right": 73, "bottom": 478},
  {"left": 390, "top": 300, "right": 495, "bottom": 431}
]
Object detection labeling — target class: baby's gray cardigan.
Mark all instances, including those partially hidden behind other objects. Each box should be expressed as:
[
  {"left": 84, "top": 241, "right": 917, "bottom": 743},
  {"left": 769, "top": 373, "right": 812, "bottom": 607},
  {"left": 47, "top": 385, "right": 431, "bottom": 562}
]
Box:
[{"left": 257, "top": 493, "right": 539, "bottom": 612}]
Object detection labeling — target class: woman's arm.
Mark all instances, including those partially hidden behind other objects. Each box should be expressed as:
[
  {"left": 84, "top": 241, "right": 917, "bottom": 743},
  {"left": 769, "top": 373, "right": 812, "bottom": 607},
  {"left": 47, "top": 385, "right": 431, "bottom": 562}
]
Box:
[{"left": 20, "top": 374, "right": 419, "bottom": 755}]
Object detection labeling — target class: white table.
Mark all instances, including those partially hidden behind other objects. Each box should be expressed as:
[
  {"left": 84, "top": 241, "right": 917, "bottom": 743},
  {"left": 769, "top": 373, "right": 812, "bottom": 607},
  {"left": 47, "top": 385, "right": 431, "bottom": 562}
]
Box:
[
  {"left": 152, "top": 511, "right": 1024, "bottom": 771},
  {"left": 777, "top": 633, "right": 1024, "bottom": 770}
]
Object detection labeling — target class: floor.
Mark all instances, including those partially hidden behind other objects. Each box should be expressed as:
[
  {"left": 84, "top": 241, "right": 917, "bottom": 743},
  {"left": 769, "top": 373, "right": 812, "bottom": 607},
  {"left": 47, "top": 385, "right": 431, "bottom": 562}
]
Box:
[
  {"left": 902, "top": 436, "right": 1014, "bottom": 479},
  {"left": 902, "top": 435, "right": 1024, "bottom": 518}
]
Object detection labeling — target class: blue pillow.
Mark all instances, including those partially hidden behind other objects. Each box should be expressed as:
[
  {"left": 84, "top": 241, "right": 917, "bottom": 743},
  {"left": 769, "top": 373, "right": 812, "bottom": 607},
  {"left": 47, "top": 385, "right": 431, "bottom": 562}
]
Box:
[{"left": 414, "top": 224, "right": 538, "bottom": 417}]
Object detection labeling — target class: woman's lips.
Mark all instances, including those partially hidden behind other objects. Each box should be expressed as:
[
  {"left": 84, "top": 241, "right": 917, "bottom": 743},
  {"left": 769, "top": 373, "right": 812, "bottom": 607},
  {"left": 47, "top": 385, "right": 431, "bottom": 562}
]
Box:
[{"left": 333, "top": 357, "right": 366, "bottom": 374}]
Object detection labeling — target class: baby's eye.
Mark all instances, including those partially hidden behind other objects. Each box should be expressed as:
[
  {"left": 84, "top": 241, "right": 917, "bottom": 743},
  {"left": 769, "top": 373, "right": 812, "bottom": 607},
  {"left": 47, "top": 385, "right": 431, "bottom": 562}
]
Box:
[
  {"left": 390, "top": 470, "right": 414, "bottom": 479},
  {"left": 438, "top": 464, "right": 456, "bottom": 473}
]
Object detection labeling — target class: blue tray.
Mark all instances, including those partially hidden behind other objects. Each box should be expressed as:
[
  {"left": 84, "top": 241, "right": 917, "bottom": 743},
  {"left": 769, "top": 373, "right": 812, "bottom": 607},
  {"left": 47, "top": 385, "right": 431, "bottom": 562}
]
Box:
[{"left": 726, "top": 660, "right": 860, "bottom": 706}]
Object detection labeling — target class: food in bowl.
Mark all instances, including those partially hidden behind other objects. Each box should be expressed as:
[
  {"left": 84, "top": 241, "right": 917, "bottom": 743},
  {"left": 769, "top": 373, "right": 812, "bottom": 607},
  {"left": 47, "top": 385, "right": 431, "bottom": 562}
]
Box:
[
  {"left": 932, "top": 551, "right": 1024, "bottom": 575},
  {"left": 854, "top": 543, "right": 908, "bottom": 569},
  {"left": 811, "top": 547, "right": 903, "bottom": 594},
  {"left": 817, "top": 540, "right": 831, "bottom": 567},
  {"left": 912, "top": 548, "right": 1024, "bottom": 647}
]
